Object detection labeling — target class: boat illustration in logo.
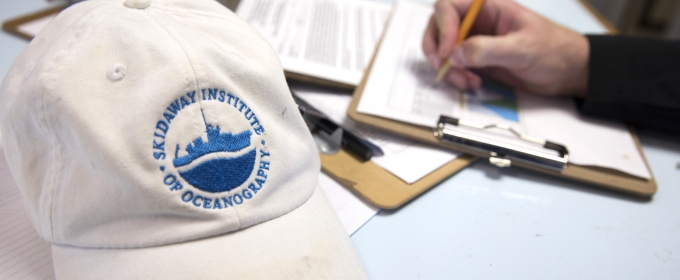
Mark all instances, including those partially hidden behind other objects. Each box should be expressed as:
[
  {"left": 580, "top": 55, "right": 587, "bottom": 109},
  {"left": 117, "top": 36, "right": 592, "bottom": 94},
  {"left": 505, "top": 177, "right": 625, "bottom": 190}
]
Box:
[{"left": 173, "top": 124, "right": 256, "bottom": 193}]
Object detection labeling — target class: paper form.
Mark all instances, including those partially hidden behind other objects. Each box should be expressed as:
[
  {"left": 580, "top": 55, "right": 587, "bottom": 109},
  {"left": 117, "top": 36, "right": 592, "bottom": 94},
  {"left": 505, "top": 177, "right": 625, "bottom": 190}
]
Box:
[
  {"left": 235, "top": 0, "right": 391, "bottom": 86},
  {"left": 0, "top": 147, "right": 55, "bottom": 280},
  {"left": 16, "top": 13, "right": 57, "bottom": 38},
  {"left": 318, "top": 172, "right": 378, "bottom": 235},
  {"left": 357, "top": 1, "right": 651, "bottom": 179},
  {"left": 292, "top": 84, "right": 461, "bottom": 184}
]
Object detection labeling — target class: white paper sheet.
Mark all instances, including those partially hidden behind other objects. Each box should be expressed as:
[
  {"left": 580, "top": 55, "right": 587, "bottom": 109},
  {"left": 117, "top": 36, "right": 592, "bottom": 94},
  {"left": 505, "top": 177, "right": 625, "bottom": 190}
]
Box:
[
  {"left": 293, "top": 84, "right": 461, "bottom": 184},
  {"left": 16, "top": 13, "right": 57, "bottom": 38},
  {"left": 519, "top": 94, "right": 651, "bottom": 179},
  {"left": 235, "top": 0, "right": 391, "bottom": 86},
  {"left": 357, "top": 1, "right": 651, "bottom": 179},
  {"left": 0, "top": 147, "right": 55, "bottom": 280},
  {"left": 317, "top": 172, "right": 379, "bottom": 235}
]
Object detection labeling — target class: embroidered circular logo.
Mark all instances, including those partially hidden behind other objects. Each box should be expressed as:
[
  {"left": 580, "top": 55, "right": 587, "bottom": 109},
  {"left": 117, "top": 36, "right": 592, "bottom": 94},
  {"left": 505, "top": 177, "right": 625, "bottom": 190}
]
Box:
[
  {"left": 173, "top": 124, "right": 255, "bottom": 193},
  {"left": 151, "top": 88, "right": 270, "bottom": 210}
]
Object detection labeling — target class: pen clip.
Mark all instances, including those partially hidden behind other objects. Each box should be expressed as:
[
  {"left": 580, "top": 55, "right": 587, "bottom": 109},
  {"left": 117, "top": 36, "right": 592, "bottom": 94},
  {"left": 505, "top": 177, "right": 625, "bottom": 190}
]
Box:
[
  {"left": 292, "top": 90, "right": 377, "bottom": 161},
  {"left": 312, "top": 127, "right": 343, "bottom": 155}
]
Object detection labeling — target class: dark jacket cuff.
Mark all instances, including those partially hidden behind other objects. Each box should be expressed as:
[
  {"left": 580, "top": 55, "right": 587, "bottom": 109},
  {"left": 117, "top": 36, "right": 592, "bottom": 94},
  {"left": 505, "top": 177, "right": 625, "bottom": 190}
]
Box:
[{"left": 580, "top": 35, "right": 680, "bottom": 132}]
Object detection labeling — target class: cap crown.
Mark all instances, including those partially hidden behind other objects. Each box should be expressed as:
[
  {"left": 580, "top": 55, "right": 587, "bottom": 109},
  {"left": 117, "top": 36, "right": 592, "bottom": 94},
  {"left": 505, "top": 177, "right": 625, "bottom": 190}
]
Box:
[{"left": 0, "top": 0, "right": 318, "bottom": 248}]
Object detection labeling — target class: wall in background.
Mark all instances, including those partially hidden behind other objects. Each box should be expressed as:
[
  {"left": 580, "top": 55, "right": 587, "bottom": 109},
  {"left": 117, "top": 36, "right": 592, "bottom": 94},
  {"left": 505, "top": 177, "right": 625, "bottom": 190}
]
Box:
[
  {"left": 219, "top": 0, "right": 680, "bottom": 39},
  {"left": 588, "top": 0, "right": 680, "bottom": 38}
]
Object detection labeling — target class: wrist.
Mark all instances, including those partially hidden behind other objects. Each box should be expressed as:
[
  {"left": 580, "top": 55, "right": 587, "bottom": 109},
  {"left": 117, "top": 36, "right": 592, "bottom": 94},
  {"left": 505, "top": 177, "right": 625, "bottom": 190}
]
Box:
[{"left": 563, "top": 34, "right": 589, "bottom": 97}]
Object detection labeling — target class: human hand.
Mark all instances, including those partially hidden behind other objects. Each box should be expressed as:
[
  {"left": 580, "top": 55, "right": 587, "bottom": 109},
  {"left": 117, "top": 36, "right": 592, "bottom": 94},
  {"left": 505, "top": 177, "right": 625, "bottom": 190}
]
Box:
[{"left": 422, "top": 0, "right": 589, "bottom": 97}]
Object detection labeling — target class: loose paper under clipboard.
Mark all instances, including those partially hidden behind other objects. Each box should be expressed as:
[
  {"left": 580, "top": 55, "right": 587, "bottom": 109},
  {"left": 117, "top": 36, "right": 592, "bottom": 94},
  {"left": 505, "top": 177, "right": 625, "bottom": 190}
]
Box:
[{"left": 292, "top": 86, "right": 476, "bottom": 209}]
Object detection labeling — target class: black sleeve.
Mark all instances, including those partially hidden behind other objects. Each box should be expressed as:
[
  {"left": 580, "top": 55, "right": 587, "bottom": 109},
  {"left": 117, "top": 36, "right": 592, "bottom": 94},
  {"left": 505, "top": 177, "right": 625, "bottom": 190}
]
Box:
[{"left": 580, "top": 35, "right": 680, "bottom": 133}]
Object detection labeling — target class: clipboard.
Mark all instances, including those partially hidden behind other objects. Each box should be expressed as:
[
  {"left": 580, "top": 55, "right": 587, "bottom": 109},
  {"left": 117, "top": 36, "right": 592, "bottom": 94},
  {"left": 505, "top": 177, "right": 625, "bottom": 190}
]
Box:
[
  {"left": 348, "top": 82, "right": 657, "bottom": 198},
  {"left": 319, "top": 143, "right": 476, "bottom": 210},
  {"left": 2, "top": 5, "right": 63, "bottom": 41},
  {"left": 344, "top": 0, "right": 656, "bottom": 199},
  {"left": 285, "top": 72, "right": 356, "bottom": 91}
]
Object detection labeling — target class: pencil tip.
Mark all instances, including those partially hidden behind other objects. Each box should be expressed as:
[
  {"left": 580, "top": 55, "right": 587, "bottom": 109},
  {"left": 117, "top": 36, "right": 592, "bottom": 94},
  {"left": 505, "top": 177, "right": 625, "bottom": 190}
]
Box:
[
  {"left": 434, "top": 61, "right": 450, "bottom": 84},
  {"left": 434, "top": 74, "right": 444, "bottom": 84}
]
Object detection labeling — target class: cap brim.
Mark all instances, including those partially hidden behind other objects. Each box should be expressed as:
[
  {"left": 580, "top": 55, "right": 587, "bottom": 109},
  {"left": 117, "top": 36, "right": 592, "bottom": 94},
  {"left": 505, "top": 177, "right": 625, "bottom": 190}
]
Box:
[{"left": 51, "top": 185, "right": 367, "bottom": 279}]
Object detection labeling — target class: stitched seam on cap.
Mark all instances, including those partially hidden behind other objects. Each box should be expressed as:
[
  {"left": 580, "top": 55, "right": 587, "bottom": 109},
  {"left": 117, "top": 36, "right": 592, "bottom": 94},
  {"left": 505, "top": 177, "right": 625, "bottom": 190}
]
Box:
[
  {"left": 37, "top": 4, "right": 113, "bottom": 241},
  {"left": 141, "top": 11, "right": 199, "bottom": 97},
  {"left": 143, "top": 9, "right": 244, "bottom": 229},
  {"left": 42, "top": 3, "right": 118, "bottom": 242},
  {"left": 153, "top": 5, "right": 242, "bottom": 24}
]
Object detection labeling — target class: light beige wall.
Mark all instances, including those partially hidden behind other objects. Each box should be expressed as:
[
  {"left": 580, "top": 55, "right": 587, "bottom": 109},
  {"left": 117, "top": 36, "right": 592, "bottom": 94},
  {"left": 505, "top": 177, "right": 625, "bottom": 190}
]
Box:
[
  {"left": 217, "top": 0, "right": 241, "bottom": 11},
  {"left": 586, "top": 0, "right": 680, "bottom": 38}
]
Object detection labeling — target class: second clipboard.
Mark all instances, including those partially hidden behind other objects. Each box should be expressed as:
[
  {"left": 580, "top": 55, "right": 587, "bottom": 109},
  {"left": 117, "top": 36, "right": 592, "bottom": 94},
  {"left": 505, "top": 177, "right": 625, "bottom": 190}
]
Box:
[{"left": 320, "top": 149, "right": 475, "bottom": 209}]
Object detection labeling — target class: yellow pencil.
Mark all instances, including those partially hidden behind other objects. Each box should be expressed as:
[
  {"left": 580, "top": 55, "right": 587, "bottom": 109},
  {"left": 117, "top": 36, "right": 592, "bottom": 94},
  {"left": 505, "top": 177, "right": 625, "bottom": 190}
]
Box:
[{"left": 434, "top": 0, "right": 486, "bottom": 83}]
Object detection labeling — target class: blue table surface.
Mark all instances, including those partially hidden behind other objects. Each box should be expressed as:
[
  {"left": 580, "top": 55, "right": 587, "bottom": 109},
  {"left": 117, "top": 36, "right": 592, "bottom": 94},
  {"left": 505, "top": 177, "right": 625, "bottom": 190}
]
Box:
[{"left": 2, "top": 1, "right": 679, "bottom": 279}]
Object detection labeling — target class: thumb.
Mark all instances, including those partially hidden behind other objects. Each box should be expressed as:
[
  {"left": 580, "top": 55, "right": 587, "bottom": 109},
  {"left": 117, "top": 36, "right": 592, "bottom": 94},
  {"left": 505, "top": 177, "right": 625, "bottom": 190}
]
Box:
[{"left": 450, "top": 35, "right": 521, "bottom": 69}]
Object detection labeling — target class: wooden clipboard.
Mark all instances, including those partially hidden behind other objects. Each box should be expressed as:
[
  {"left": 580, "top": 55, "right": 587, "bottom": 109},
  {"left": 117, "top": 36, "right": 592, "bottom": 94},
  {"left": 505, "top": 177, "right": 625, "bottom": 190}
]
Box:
[
  {"left": 342, "top": 0, "right": 656, "bottom": 200},
  {"left": 320, "top": 145, "right": 476, "bottom": 210},
  {"left": 348, "top": 81, "right": 657, "bottom": 198},
  {"left": 285, "top": 72, "right": 356, "bottom": 91},
  {"left": 2, "top": 5, "right": 63, "bottom": 41}
]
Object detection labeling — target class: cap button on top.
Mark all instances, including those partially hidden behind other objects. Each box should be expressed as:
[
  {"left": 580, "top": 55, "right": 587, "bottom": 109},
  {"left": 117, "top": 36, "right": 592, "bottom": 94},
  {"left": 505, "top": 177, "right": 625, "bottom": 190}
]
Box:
[{"left": 126, "top": 0, "right": 151, "bottom": 9}]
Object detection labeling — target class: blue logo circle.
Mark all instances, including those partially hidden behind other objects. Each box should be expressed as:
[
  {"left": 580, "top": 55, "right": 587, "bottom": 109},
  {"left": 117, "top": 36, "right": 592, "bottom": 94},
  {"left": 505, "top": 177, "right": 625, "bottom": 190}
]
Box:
[{"left": 151, "top": 88, "right": 271, "bottom": 209}]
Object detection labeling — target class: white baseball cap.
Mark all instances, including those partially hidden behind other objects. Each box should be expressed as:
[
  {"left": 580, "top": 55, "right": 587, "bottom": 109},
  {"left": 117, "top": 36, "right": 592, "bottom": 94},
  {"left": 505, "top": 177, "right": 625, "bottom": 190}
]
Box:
[{"left": 0, "top": 0, "right": 367, "bottom": 278}]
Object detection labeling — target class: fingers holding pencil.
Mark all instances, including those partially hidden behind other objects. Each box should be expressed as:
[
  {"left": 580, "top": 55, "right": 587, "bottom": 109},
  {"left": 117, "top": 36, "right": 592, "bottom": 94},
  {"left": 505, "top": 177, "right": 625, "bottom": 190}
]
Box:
[
  {"left": 432, "top": 0, "right": 463, "bottom": 59},
  {"left": 434, "top": 0, "right": 486, "bottom": 84},
  {"left": 423, "top": 0, "right": 590, "bottom": 96},
  {"left": 424, "top": 0, "right": 492, "bottom": 60}
]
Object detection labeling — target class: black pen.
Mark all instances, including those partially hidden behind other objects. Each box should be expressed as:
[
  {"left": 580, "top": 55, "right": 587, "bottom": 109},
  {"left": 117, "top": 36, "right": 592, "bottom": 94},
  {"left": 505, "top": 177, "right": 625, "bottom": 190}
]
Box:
[{"left": 292, "top": 92, "right": 382, "bottom": 161}]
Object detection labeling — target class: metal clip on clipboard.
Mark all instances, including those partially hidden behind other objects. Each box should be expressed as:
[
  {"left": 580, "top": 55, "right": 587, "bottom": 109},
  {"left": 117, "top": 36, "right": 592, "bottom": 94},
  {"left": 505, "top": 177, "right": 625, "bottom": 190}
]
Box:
[{"left": 434, "top": 115, "right": 569, "bottom": 172}]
